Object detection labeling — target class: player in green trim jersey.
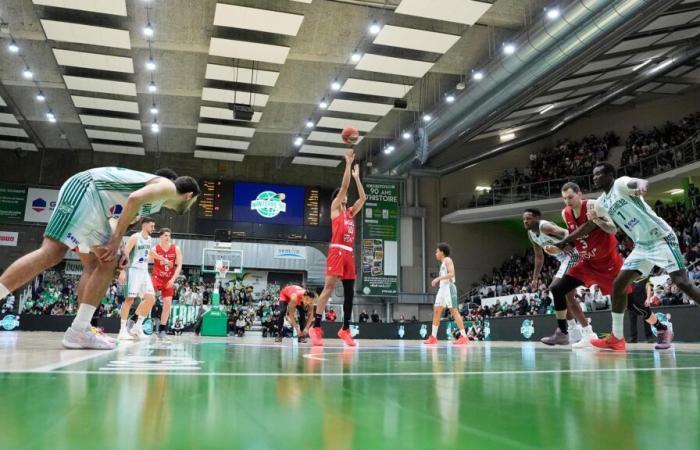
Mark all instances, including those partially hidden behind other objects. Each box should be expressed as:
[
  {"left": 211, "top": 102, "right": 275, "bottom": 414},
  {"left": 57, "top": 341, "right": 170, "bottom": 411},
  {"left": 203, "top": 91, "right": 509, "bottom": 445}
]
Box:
[
  {"left": 0, "top": 167, "right": 200, "bottom": 349},
  {"left": 587, "top": 162, "right": 700, "bottom": 351}
]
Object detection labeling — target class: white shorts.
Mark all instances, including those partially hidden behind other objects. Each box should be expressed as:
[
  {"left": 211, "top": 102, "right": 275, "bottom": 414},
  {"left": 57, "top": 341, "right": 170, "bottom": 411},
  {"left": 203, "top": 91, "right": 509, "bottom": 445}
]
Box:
[
  {"left": 44, "top": 172, "right": 112, "bottom": 252},
  {"left": 622, "top": 234, "right": 685, "bottom": 278},
  {"left": 435, "top": 283, "right": 458, "bottom": 309},
  {"left": 126, "top": 268, "right": 155, "bottom": 298},
  {"left": 555, "top": 255, "right": 578, "bottom": 279}
]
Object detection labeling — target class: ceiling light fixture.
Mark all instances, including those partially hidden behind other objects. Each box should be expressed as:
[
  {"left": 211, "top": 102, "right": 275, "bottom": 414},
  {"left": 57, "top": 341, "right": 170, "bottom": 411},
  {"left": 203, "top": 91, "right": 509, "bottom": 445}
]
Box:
[
  {"left": 499, "top": 132, "right": 516, "bottom": 142},
  {"left": 8, "top": 39, "right": 19, "bottom": 53},
  {"left": 305, "top": 119, "right": 314, "bottom": 128},
  {"left": 294, "top": 136, "right": 304, "bottom": 147},
  {"left": 36, "top": 91, "right": 46, "bottom": 102},
  {"left": 331, "top": 79, "right": 341, "bottom": 91},
  {"left": 46, "top": 110, "right": 56, "bottom": 122},
  {"left": 150, "top": 103, "right": 158, "bottom": 114},
  {"left": 503, "top": 43, "right": 516, "bottom": 55},
  {"left": 319, "top": 98, "right": 328, "bottom": 109},
  {"left": 472, "top": 71, "right": 484, "bottom": 81},
  {"left": 146, "top": 58, "right": 156, "bottom": 71},
  {"left": 22, "top": 67, "right": 33, "bottom": 79},
  {"left": 369, "top": 21, "right": 381, "bottom": 35},
  {"left": 445, "top": 94, "right": 455, "bottom": 103},
  {"left": 148, "top": 81, "right": 157, "bottom": 92},
  {"left": 151, "top": 120, "right": 160, "bottom": 133},
  {"left": 402, "top": 130, "right": 412, "bottom": 140},
  {"left": 351, "top": 50, "right": 362, "bottom": 62},
  {"left": 546, "top": 8, "right": 560, "bottom": 20},
  {"left": 143, "top": 22, "right": 154, "bottom": 37},
  {"left": 422, "top": 114, "right": 432, "bottom": 122}
]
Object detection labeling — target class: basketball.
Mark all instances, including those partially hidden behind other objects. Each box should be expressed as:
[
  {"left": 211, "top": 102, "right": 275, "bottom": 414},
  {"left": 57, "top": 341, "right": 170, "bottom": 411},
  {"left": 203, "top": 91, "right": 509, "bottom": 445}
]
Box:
[{"left": 341, "top": 127, "right": 360, "bottom": 144}]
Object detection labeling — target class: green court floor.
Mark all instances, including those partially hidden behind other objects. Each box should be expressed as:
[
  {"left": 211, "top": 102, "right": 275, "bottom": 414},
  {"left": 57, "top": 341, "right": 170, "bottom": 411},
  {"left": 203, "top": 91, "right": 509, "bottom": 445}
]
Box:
[{"left": 1, "top": 333, "right": 699, "bottom": 450}]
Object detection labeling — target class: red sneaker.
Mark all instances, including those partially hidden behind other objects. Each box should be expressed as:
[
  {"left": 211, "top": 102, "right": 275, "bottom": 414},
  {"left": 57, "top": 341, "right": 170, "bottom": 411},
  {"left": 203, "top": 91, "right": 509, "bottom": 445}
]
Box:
[
  {"left": 308, "top": 327, "right": 324, "bottom": 347},
  {"left": 423, "top": 335, "right": 438, "bottom": 345},
  {"left": 591, "top": 334, "right": 626, "bottom": 351},
  {"left": 453, "top": 335, "right": 469, "bottom": 346},
  {"left": 337, "top": 328, "right": 356, "bottom": 347}
]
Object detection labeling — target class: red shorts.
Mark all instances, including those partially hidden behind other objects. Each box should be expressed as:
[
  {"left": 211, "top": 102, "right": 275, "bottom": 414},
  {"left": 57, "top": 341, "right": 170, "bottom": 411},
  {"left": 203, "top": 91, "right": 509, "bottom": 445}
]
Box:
[
  {"left": 326, "top": 247, "right": 355, "bottom": 280},
  {"left": 152, "top": 276, "right": 175, "bottom": 298},
  {"left": 565, "top": 253, "right": 623, "bottom": 295}
]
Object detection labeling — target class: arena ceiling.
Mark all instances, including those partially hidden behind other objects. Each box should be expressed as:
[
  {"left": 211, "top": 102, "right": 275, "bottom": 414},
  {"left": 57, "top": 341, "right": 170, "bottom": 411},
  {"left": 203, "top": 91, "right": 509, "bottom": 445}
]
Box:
[{"left": 0, "top": 0, "right": 699, "bottom": 171}]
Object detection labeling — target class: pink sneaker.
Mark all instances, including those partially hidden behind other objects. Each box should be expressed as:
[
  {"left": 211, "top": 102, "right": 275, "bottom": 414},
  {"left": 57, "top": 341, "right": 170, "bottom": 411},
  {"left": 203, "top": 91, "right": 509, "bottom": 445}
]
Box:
[
  {"left": 453, "top": 335, "right": 469, "bottom": 346},
  {"left": 337, "top": 328, "right": 356, "bottom": 346},
  {"left": 308, "top": 327, "right": 324, "bottom": 346},
  {"left": 423, "top": 335, "right": 438, "bottom": 345}
]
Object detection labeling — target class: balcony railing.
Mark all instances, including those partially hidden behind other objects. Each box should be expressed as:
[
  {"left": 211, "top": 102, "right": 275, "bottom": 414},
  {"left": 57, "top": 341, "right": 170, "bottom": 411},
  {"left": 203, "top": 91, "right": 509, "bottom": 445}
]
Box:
[{"left": 451, "top": 132, "right": 700, "bottom": 211}]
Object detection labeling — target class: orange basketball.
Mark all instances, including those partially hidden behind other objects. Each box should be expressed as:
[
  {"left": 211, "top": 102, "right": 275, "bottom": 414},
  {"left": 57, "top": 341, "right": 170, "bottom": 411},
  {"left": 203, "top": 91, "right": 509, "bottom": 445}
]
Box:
[{"left": 341, "top": 127, "right": 360, "bottom": 144}]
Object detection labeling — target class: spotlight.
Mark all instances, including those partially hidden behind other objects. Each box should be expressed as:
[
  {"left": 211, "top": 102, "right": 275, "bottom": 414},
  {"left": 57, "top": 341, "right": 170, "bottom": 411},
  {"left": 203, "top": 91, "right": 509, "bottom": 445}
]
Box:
[
  {"left": 331, "top": 79, "right": 341, "bottom": 91},
  {"left": 8, "top": 40, "right": 19, "bottom": 53},
  {"left": 351, "top": 50, "right": 362, "bottom": 62},
  {"left": 22, "top": 67, "right": 33, "bottom": 79},
  {"left": 472, "top": 71, "right": 484, "bottom": 81},
  {"left": 151, "top": 120, "right": 160, "bottom": 133},
  {"left": 294, "top": 136, "right": 303, "bottom": 147},
  {"left": 402, "top": 130, "right": 411, "bottom": 140},
  {"left": 46, "top": 111, "right": 55, "bottom": 122},
  {"left": 445, "top": 94, "right": 455, "bottom": 103},
  {"left": 503, "top": 43, "right": 516, "bottom": 55},
  {"left": 305, "top": 119, "right": 314, "bottom": 128},
  {"left": 422, "top": 114, "right": 432, "bottom": 122},
  {"left": 546, "top": 8, "right": 560, "bottom": 20},
  {"left": 384, "top": 145, "right": 395, "bottom": 154},
  {"left": 319, "top": 99, "right": 328, "bottom": 109},
  {"left": 148, "top": 81, "right": 157, "bottom": 93},
  {"left": 36, "top": 91, "right": 46, "bottom": 102},
  {"left": 369, "top": 21, "right": 381, "bottom": 35},
  {"left": 144, "top": 22, "right": 154, "bottom": 37},
  {"left": 146, "top": 58, "right": 156, "bottom": 71},
  {"left": 150, "top": 104, "right": 158, "bottom": 114}
]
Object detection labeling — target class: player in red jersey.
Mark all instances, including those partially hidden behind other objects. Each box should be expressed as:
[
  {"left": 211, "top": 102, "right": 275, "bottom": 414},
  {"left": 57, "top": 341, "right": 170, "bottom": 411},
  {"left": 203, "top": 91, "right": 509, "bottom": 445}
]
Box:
[
  {"left": 150, "top": 227, "right": 182, "bottom": 342},
  {"left": 542, "top": 182, "right": 621, "bottom": 346},
  {"left": 308, "top": 150, "right": 366, "bottom": 347},
  {"left": 276, "top": 284, "right": 316, "bottom": 343}
]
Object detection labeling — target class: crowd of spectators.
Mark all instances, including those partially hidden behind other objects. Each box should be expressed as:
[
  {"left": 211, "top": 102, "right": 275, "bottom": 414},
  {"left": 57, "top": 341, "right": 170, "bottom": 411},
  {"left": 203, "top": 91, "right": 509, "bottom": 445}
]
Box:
[{"left": 620, "top": 112, "right": 700, "bottom": 167}]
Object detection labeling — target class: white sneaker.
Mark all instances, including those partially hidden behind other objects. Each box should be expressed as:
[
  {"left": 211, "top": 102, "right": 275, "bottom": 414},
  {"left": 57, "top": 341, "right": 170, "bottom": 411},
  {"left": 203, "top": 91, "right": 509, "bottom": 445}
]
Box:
[
  {"left": 62, "top": 326, "right": 116, "bottom": 350},
  {"left": 572, "top": 326, "right": 598, "bottom": 349},
  {"left": 569, "top": 324, "right": 583, "bottom": 343},
  {"left": 118, "top": 328, "right": 134, "bottom": 341},
  {"left": 92, "top": 327, "right": 117, "bottom": 344},
  {"left": 130, "top": 325, "right": 151, "bottom": 341}
]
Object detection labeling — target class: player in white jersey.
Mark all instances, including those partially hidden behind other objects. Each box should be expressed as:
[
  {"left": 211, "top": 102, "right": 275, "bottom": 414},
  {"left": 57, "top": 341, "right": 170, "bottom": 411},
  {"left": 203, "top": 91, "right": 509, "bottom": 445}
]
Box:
[
  {"left": 117, "top": 217, "right": 157, "bottom": 341},
  {"left": 522, "top": 208, "right": 598, "bottom": 347},
  {"left": 0, "top": 167, "right": 200, "bottom": 349},
  {"left": 424, "top": 243, "right": 469, "bottom": 346},
  {"left": 587, "top": 162, "right": 700, "bottom": 351}
]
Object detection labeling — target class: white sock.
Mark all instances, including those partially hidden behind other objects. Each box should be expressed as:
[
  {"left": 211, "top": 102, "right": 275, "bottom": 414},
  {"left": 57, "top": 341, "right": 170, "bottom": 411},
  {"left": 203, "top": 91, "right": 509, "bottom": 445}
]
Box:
[
  {"left": 120, "top": 320, "right": 127, "bottom": 331},
  {"left": 431, "top": 325, "right": 438, "bottom": 337},
  {"left": 567, "top": 319, "right": 577, "bottom": 329},
  {"left": 0, "top": 283, "right": 9, "bottom": 300},
  {"left": 612, "top": 312, "right": 625, "bottom": 338},
  {"left": 71, "top": 304, "right": 97, "bottom": 332},
  {"left": 135, "top": 316, "right": 145, "bottom": 328},
  {"left": 459, "top": 329, "right": 466, "bottom": 337}
]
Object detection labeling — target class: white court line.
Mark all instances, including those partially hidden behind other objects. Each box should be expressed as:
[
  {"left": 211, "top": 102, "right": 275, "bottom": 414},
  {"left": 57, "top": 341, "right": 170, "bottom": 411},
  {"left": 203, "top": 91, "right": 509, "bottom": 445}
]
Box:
[
  {"left": 28, "top": 347, "right": 119, "bottom": 372},
  {"left": 7, "top": 365, "right": 700, "bottom": 376},
  {"left": 303, "top": 353, "right": 328, "bottom": 361}
]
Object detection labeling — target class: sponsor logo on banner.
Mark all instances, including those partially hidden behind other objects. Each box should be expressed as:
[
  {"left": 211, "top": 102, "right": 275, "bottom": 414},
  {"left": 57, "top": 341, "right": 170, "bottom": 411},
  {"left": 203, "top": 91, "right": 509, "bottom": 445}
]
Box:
[
  {"left": 24, "top": 188, "right": 59, "bottom": 223},
  {"left": 251, "top": 191, "right": 286, "bottom": 218},
  {"left": 273, "top": 245, "right": 306, "bottom": 260},
  {"left": 109, "top": 204, "right": 123, "bottom": 217},
  {"left": 0, "top": 315, "right": 20, "bottom": 331},
  {"left": 398, "top": 325, "right": 405, "bottom": 338},
  {"left": 64, "top": 260, "right": 83, "bottom": 275},
  {"left": 0, "top": 231, "right": 19, "bottom": 246},
  {"left": 520, "top": 319, "right": 535, "bottom": 340}
]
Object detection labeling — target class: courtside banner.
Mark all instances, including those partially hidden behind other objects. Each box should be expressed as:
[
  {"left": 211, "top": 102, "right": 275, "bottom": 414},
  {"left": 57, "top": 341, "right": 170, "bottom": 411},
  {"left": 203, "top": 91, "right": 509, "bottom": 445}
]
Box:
[
  {"left": 0, "top": 184, "right": 27, "bottom": 222},
  {"left": 360, "top": 181, "right": 400, "bottom": 296},
  {"left": 0, "top": 231, "right": 19, "bottom": 246},
  {"left": 24, "top": 188, "right": 59, "bottom": 223}
]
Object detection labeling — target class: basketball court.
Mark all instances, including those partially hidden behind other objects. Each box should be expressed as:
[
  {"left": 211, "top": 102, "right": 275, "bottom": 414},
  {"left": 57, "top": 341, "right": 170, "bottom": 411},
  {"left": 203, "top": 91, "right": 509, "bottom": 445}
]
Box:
[{"left": 2, "top": 332, "right": 700, "bottom": 450}]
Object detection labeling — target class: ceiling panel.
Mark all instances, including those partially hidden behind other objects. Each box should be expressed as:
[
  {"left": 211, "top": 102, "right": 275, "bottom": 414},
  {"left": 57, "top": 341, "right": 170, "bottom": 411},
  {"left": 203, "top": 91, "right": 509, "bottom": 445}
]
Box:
[
  {"left": 574, "top": 56, "right": 630, "bottom": 75},
  {"left": 610, "top": 95, "right": 635, "bottom": 105},
  {"left": 0, "top": 141, "right": 38, "bottom": 151},
  {"left": 64, "top": 76, "right": 137, "bottom": 96},
  {"left": 194, "top": 150, "right": 245, "bottom": 161},
  {"left": 53, "top": 49, "right": 134, "bottom": 73},
  {"left": 292, "top": 156, "right": 341, "bottom": 167},
  {"left": 316, "top": 116, "right": 376, "bottom": 132},
  {"left": 0, "top": 127, "right": 28, "bottom": 138},
  {"left": 653, "top": 83, "right": 690, "bottom": 94},
  {"left": 92, "top": 143, "right": 145, "bottom": 155},
  {"left": 213, "top": 4, "right": 304, "bottom": 36},
  {"left": 606, "top": 35, "right": 663, "bottom": 54},
  {"left": 327, "top": 99, "right": 393, "bottom": 116},
  {"left": 41, "top": 20, "right": 131, "bottom": 49},
  {"left": 341, "top": 78, "right": 412, "bottom": 98},
  {"left": 551, "top": 74, "right": 600, "bottom": 90},
  {"left": 299, "top": 144, "right": 348, "bottom": 157},
  {"left": 373, "top": 25, "right": 460, "bottom": 54},
  {"left": 395, "top": 0, "right": 491, "bottom": 25},
  {"left": 205, "top": 64, "right": 279, "bottom": 86},
  {"left": 0, "top": 113, "right": 19, "bottom": 125},
  {"left": 655, "top": 26, "right": 700, "bottom": 45},
  {"left": 85, "top": 129, "right": 143, "bottom": 143},
  {"left": 355, "top": 54, "right": 433, "bottom": 78},
  {"left": 572, "top": 81, "right": 614, "bottom": 96},
  {"left": 199, "top": 106, "right": 262, "bottom": 122},
  {"left": 524, "top": 90, "right": 574, "bottom": 107},
  {"left": 197, "top": 123, "right": 256, "bottom": 138},
  {"left": 636, "top": 82, "right": 662, "bottom": 92},
  {"left": 209, "top": 38, "right": 290, "bottom": 64},
  {"left": 595, "top": 66, "right": 635, "bottom": 81},
  {"left": 640, "top": 10, "right": 700, "bottom": 31},
  {"left": 196, "top": 137, "right": 250, "bottom": 150},
  {"left": 201, "top": 87, "right": 269, "bottom": 107},
  {"left": 625, "top": 47, "right": 674, "bottom": 64},
  {"left": 71, "top": 96, "right": 139, "bottom": 113},
  {"left": 32, "top": 0, "right": 127, "bottom": 16},
  {"left": 79, "top": 115, "right": 141, "bottom": 130}
]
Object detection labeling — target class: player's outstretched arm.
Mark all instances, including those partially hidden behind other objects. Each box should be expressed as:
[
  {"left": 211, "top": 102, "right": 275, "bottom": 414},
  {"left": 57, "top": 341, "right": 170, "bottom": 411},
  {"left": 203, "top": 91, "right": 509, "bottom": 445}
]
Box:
[
  {"left": 288, "top": 296, "right": 301, "bottom": 335},
  {"left": 332, "top": 150, "right": 355, "bottom": 213},
  {"left": 349, "top": 164, "right": 367, "bottom": 218},
  {"left": 555, "top": 220, "right": 597, "bottom": 248},
  {"left": 625, "top": 178, "right": 649, "bottom": 196}
]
